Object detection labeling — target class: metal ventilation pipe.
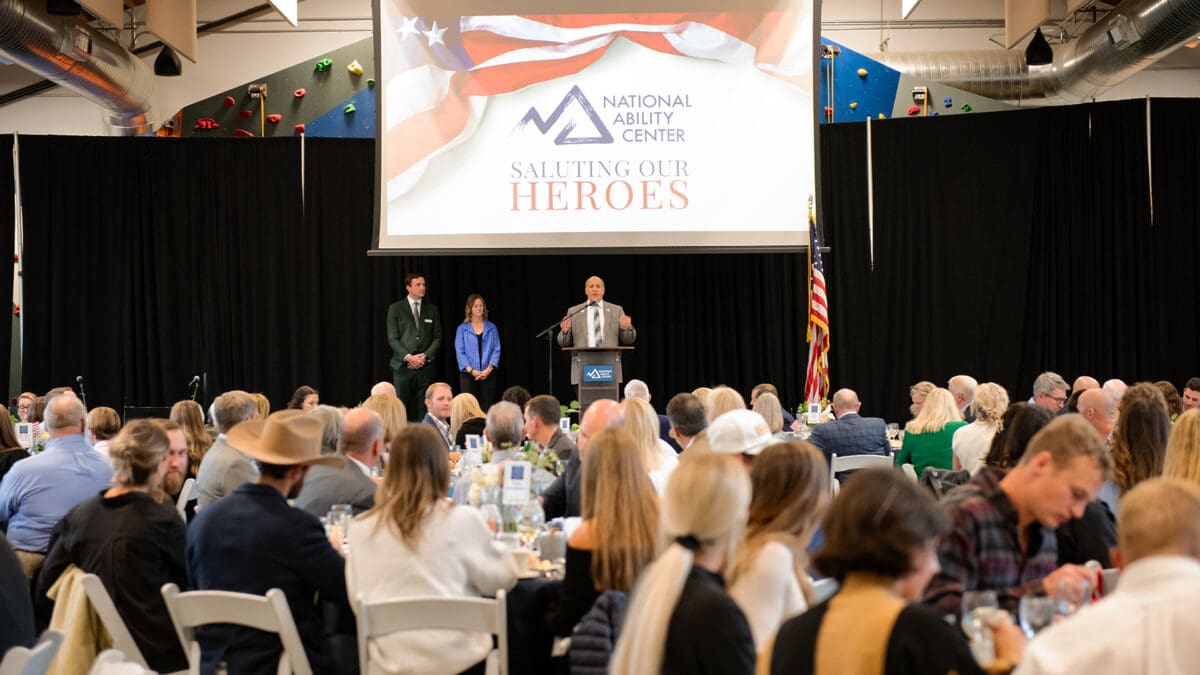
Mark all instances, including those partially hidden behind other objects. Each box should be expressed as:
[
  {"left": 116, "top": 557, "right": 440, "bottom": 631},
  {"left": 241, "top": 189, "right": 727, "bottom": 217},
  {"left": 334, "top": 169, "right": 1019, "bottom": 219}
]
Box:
[
  {"left": 0, "top": 0, "right": 155, "bottom": 134},
  {"left": 877, "top": 0, "right": 1200, "bottom": 101}
]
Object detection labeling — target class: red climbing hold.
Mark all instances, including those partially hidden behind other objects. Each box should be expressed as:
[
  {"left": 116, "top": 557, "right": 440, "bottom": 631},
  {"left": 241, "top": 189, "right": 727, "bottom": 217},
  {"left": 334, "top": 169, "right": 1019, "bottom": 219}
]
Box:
[
  {"left": 294, "top": 124, "right": 305, "bottom": 134},
  {"left": 239, "top": 110, "right": 254, "bottom": 119},
  {"left": 193, "top": 118, "right": 219, "bottom": 130},
  {"left": 233, "top": 129, "right": 254, "bottom": 137},
  {"left": 267, "top": 114, "right": 282, "bottom": 124},
  {"left": 907, "top": 105, "right": 921, "bottom": 116},
  {"left": 294, "top": 88, "right": 306, "bottom": 98},
  {"left": 223, "top": 96, "right": 235, "bottom": 107}
]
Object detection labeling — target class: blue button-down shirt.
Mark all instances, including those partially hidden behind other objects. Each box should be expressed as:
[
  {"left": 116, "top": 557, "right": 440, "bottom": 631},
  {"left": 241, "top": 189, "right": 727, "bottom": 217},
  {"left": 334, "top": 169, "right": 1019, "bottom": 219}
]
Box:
[{"left": 0, "top": 434, "right": 112, "bottom": 553}]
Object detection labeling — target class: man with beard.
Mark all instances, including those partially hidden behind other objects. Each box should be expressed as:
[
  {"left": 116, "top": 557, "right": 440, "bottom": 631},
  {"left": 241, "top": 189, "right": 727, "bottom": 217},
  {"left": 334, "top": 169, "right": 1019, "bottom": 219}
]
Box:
[
  {"left": 152, "top": 419, "right": 189, "bottom": 506},
  {"left": 186, "top": 410, "right": 353, "bottom": 674}
]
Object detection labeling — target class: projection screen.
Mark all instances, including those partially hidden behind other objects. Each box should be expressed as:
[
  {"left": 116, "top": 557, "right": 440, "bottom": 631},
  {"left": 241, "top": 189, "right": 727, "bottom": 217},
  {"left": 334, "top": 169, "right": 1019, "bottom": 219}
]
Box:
[{"left": 373, "top": 0, "right": 817, "bottom": 253}]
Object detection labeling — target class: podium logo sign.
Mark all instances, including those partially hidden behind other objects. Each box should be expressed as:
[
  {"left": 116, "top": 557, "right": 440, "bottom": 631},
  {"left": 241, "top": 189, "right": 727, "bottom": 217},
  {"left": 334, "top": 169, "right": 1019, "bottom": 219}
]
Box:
[{"left": 583, "top": 366, "right": 615, "bottom": 382}]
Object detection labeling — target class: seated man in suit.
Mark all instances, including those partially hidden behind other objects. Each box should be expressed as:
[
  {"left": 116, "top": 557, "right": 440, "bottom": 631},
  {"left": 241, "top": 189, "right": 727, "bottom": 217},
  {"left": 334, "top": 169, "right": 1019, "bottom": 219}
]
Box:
[
  {"left": 524, "top": 395, "right": 578, "bottom": 463},
  {"left": 421, "top": 382, "right": 454, "bottom": 449},
  {"left": 194, "top": 390, "right": 260, "bottom": 509},
  {"left": 294, "top": 407, "right": 384, "bottom": 518},
  {"left": 187, "top": 411, "right": 352, "bottom": 675},
  {"left": 541, "top": 399, "right": 622, "bottom": 519},
  {"left": 808, "top": 388, "right": 889, "bottom": 465}
]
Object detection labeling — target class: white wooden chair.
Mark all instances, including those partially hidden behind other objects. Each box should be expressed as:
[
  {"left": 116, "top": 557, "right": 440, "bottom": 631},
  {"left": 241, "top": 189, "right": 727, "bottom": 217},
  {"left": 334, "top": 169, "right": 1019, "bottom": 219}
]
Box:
[
  {"left": 356, "top": 590, "right": 508, "bottom": 675},
  {"left": 810, "top": 578, "right": 839, "bottom": 604},
  {"left": 829, "top": 452, "right": 896, "bottom": 495},
  {"left": 175, "top": 478, "right": 195, "bottom": 521},
  {"left": 80, "top": 574, "right": 153, "bottom": 671},
  {"left": 901, "top": 463, "right": 919, "bottom": 483},
  {"left": 87, "top": 650, "right": 153, "bottom": 675},
  {"left": 161, "top": 583, "right": 312, "bottom": 675},
  {"left": 0, "top": 630, "right": 64, "bottom": 675}
]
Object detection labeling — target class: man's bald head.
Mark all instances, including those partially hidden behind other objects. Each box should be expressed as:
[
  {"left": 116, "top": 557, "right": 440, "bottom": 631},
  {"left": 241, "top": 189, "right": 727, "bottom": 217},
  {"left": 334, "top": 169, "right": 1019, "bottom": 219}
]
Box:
[
  {"left": 45, "top": 394, "right": 86, "bottom": 436},
  {"left": 370, "top": 381, "right": 396, "bottom": 398},
  {"left": 1078, "top": 388, "right": 1117, "bottom": 439},
  {"left": 578, "top": 399, "right": 623, "bottom": 458},
  {"left": 1072, "top": 376, "right": 1100, "bottom": 392},
  {"left": 831, "top": 388, "right": 861, "bottom": 416},
  {"left": 340, "top": 407, "right": 385, "bottom": 463}
]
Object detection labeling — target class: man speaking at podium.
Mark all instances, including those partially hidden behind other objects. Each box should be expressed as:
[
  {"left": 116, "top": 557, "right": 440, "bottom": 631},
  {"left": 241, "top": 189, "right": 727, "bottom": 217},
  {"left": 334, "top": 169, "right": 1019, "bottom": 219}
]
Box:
[{"left": 557, "top": 276, "right": 636, "bottom": 385}]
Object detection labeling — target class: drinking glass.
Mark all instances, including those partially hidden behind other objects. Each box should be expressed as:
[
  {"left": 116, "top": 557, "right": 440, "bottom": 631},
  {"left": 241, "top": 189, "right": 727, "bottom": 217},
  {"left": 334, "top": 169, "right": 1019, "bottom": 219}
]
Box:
[
  {"left": 960, "top": 590, "right": 999, "bottom": 637},
  {"left": 480, "top": 504, "right": 503, "bottom": 535},
  {"left": 517, "top": 500, "right": 545, "bottom": 550},
  {"left": 1054, "top": 578, "right": 1091, "bottom": 616},
  {"left": 1018, "top": 596, "right": 1056, "bottom": 637}
]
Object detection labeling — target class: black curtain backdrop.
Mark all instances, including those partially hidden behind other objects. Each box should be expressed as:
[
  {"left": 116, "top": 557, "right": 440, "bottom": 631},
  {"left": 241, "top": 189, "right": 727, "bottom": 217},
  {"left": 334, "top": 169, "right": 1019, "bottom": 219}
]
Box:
[
  {"left": 0, "top": 135, "right": 13, "bottom": 398},
  {"left": 17, "top": 99, "right": 1200, "bottom": 422},
  {"left": 823, "top": 99, "right": 1176, "bottom": 422},
  {"left": 19, "top": 135, "right": 806, "bottom": 413}
]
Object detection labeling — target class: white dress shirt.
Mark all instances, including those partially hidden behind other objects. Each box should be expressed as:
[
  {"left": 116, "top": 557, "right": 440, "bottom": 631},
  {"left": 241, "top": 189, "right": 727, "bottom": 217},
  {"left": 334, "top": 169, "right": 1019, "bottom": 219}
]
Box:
[{"left": 1016, "top": 556, "right": 1200, "bottom": 675}]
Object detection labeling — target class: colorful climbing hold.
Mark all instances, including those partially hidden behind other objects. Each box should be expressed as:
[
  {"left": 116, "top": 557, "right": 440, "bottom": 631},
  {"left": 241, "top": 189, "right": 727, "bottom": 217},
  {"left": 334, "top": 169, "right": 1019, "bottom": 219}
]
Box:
[
  {"left": 344, "top": 104, "right": 356, "bottom": 114},
  {"left": 367, "top": 79, "right": 376, "bottom": 88},
  {"left": 931, "top": 111, "right": 939, "bottom": 117},
  {"left": 857, "top": 68, "right": 868, "bottom": 78},
  {"left": 347, "top": 60, "right": 364, "bottom": 76},
  {"left": 233, "top": 129, "right": 254, "bottom": 137},
  {"left": 193, "top": 118, "right": 219, "bottom": 130},
  {"left": 314, "top": 58, "right": 333, "bottom": 72},
  {"left": 878, "top": 113, "right": 886, "bottom": 119},
  {"left": 961, "top": 104, "right": 972, "bottom": 112},
  {"left": 238, "top": 110, "right": 253, "bottom": 119},
  {"left": 223, "top": 96, "right": 235, "bottom": 107},
  {"left": 906, "top": 105, "right": 920, "bottom": 116},
  {"left": 267, "top": 114, "right": 282, "bottom": 124},
  {"left": 849, "top": 102, "right": 858, "bottom": 110},
  {"left": 943, "top": 96, "right": 952, "bottom": 107},
  {"left": 294, "top": 124, "right": 306, "bottom": 134},
  {"left": 294, "top": 88, "right": 306, "bottom": 98}
]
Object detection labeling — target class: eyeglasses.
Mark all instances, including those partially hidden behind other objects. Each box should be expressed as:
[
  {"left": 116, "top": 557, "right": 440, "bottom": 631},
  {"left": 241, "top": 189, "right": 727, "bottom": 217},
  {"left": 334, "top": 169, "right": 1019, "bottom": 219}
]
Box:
[{"left": 1040, "top": 393, "right": 1068, "bottom": 405}]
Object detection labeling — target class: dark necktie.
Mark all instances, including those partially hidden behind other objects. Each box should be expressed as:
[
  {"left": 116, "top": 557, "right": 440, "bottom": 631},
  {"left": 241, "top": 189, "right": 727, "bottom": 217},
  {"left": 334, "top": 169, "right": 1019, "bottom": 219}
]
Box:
[{"left": 412, "top": 301, "right": 420, "bottom": 326}]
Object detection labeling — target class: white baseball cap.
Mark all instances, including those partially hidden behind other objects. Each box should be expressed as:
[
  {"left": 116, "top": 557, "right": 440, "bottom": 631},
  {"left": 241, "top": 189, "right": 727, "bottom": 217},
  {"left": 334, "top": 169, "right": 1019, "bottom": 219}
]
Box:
[{"left": 707, "top": 409, "right": 774, "bottom": 456}]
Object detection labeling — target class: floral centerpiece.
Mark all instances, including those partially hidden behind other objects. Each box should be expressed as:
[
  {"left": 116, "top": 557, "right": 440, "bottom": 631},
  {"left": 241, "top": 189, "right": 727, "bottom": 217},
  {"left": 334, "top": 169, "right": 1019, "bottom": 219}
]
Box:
[{"left": 467, "top": 441, "right": 561, "bottom": 508}]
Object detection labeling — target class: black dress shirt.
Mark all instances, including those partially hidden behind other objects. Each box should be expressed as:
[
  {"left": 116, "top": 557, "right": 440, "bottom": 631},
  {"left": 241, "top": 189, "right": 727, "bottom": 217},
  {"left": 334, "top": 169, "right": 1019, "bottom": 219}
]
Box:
[{"left": 661, "top": 566, "right": 755, "bottom": 675}]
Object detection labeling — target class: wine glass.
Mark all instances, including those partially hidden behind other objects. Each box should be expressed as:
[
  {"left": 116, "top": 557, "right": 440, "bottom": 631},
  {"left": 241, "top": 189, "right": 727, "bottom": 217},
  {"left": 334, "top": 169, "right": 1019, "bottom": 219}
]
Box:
[
  {"left": 517, "top": 500, "right": 545, "bottom": 550},
  {"left": 1018, "top": 596, "right": 1056, "bottom": 637},
  {"left": 1054, "top": 578, "right": 1091, "bottom": 616},
  {"left": 960, "top": 590, "right": 999, "bottom": 637}
]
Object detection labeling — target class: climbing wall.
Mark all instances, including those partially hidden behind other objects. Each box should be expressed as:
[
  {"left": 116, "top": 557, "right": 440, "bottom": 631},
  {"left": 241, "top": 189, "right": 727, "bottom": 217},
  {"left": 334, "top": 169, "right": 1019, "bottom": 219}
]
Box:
[{"left": 159, "top": 38, "right": 376, "bottom": 138}]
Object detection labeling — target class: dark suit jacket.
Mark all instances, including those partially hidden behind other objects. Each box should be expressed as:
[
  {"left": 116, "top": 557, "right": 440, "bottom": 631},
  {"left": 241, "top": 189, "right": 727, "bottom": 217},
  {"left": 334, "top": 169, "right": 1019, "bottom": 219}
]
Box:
[
  {"left": 808, "top": 413, "right": 889, "bottom": 465},
  {"left": 292, "top": 456, "right": 377, "bottom": 519},
  {"left": 658, "top": 414, "right": 682, "bottom": 453},
  {"left": 542, "top": 454, "right": 582, "bottom": 519},
  {"left": 386, "top": 298, "right": 442, "bottom": 372},
  {"left": 186, "top": 483, "right": 350, "bottom": 675},
  {"left": 423, "top": 414, "right": 452, "bottom": 449}
]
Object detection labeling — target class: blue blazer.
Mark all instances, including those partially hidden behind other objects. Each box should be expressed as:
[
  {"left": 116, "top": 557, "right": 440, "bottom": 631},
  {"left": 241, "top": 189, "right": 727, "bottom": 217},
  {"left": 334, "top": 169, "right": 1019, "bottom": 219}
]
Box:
[
  {"left": 454, "top": 321, "right": 501, "bottom": 373},
  {"left": 808, "top": 413, "right": 890, "bottom": 465},
  {"left": 186, "top": 483, "right": 350, "bottom": 675}
]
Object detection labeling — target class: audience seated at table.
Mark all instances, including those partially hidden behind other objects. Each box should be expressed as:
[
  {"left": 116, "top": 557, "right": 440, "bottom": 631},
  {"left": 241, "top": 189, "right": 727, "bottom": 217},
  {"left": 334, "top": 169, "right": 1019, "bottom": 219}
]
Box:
[
  {"left": 294, "top": 408, "right": 384, "bottom": 518},
  {"left": 1108, "top": 382, "right": 1170, "bottom": 511},
  {"left": 764, "top": 468, "right": 1024, "bottom": 675},
  {"left": 347, "top": 424, "right": 517, "bottom": 675},
  {"left": 1163, "top": 408, "right": 1200, "bottom": 486},
  {"left": 1016, "top": 478, "right": 1200, "bottom": 675},
  {"left": 728, "top": 441, "right": 828, "bottom": 653},
  {"left": 170, "top": 399, "right": 212, "bottom": 479},
  {"left": 85, "top": 406, "right": 120, "bottom": 460},
  {"left": 451, "top": 393, "right": 487, "bottom": 449},
  {"left": 620, "top": 397, "right": 679, "bottom": 494},
  {"left": 0, "top": 415, "right": 30, "bottom": 485},
  {"left": 704, "top": 386, "right": 746, "bottom": 423},
  {"left": 895, "top": 387, "right": 965, "bottom": 477},
  {"left": 610, "top": 452, "right": 755, "bottom": 675},
  {"left": 551, "top": 427, "right": 658, "bottom": 638},
  {"left": 362, "top": 393, "right": 408, "bottom": 444},
  {"left": 665, "top": 393, "right": 707, "bottom": 452},
  {"left": 193, "top": 390, "right": 259, "bottom": 509},
  {"left": 542, "top": 400, "right": 622, "bottom": 520},
  {"left": 523, "top": 394, "right": 578, "bottom": 463},
  {"left": 908, "top": 381, "right": 935, "bottom": 419},
  {"left": 37, "top": 420, "right": 188, "bottom": 673}
]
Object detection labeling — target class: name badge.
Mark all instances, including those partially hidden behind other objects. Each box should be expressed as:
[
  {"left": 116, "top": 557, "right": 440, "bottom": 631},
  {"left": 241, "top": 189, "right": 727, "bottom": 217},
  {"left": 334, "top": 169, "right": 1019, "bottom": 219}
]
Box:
[{"left": 423, "top": 319, "right": 433, "bottom": 323}]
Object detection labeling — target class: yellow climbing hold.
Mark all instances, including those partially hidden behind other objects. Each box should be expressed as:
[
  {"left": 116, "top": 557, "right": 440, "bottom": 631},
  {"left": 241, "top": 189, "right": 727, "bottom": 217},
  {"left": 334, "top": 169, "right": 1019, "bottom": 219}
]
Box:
[
  {"left": 857, "top": 68, "right": 868, "bottom": 77},
  {"left": 849, "top": 102, "right": 858, "bottom": 110}
]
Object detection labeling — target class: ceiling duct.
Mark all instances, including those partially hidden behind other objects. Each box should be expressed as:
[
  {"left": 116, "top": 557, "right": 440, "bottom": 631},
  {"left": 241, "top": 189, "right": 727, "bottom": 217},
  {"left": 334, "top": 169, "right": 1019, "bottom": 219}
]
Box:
[
  {"left": 877, "top": 0, "right": 1200, "bottom": 101},
  {"left": 0, "top": 0, "right": 155, "bottom": 134}
]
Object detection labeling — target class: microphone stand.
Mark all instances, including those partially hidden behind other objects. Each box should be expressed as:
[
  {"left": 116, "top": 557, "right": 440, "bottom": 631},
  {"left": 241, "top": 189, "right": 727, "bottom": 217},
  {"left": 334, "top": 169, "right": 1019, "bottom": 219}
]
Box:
[
  {"left": 535, "top": 303, "right": 593, "bottom": 398},
  {"left": 190, "top": 379, "right": 200, "bottom": 401},
  {"left": 76, "top": 378, "right": 87, "bottom": 408}
]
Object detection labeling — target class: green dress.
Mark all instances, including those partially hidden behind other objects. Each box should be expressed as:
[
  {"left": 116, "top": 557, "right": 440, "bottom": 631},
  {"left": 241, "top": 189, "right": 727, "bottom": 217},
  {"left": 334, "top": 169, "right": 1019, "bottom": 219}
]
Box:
[{"left": 894, "top": 421, "right": 968, "bottom": 478}]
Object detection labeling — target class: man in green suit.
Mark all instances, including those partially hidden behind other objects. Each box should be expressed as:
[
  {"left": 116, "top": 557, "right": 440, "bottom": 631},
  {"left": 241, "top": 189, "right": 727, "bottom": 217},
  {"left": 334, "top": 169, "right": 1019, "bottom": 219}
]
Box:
[{"left": 387, "top": 273, "right": 442, "bottom": 421}]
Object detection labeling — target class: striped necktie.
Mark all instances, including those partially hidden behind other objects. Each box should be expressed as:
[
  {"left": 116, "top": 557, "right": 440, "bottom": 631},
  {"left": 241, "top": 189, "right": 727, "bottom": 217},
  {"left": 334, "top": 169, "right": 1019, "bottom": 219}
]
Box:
[{"left": 591, "top": 304, "right": 602, "bottom": 346}]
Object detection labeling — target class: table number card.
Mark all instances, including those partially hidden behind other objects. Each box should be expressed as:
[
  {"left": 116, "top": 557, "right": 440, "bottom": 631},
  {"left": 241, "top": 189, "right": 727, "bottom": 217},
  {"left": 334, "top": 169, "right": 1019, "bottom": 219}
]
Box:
[
  {"left": 15, "top": 423, "right": 32, "bottom": 449},
  {"left": 502, "top": 461, "right": 532, "bottom": 506}
]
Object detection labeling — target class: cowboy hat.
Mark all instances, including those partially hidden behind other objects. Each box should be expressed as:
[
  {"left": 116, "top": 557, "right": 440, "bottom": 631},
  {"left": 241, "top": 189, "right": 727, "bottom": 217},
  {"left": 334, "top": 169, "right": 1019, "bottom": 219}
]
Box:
[{"left": 227, "top": 409, "right": 344, "bottom": 468}]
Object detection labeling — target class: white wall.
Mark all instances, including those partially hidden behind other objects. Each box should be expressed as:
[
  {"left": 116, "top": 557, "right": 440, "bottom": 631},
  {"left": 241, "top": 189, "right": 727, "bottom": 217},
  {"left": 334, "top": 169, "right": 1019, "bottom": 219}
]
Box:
[{"left": 0, "top": 0, "right": 371, "bottom": 135}]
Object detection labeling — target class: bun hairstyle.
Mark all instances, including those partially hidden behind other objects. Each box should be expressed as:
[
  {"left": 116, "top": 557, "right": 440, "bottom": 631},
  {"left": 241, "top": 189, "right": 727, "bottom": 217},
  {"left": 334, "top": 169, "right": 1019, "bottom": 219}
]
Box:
[{"left": 110, "top": 419, "right": 170, "bottom": 487}]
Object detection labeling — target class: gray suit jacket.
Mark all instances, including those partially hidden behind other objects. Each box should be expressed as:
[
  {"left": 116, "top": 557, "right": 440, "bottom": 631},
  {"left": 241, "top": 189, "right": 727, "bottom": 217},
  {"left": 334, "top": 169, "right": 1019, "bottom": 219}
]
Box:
[
  {"left": 807, "top": 413, "right": 890, "bottom": 465},
  {"left": 194, "top": 438, "right": 260, "bottom": 509},
  {"left": 292, "top": 455, "right": 377, "bottom": 519},
  {"left": 557, "top": 300, "right": 636, "bottom": 384}
]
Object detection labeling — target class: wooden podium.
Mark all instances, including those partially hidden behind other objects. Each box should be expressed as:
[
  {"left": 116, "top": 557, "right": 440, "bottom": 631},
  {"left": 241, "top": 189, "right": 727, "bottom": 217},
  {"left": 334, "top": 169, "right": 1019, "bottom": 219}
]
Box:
[{"left": 563, "top": 346, "right": 634, "bottom": 410}]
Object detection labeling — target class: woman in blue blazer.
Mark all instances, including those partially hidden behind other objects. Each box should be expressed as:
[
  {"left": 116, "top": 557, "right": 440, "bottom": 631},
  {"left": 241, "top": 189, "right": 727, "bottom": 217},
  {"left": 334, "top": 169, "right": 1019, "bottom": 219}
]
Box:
[{"left": 455, "top": 294, "right": 501, "bottom": 408}]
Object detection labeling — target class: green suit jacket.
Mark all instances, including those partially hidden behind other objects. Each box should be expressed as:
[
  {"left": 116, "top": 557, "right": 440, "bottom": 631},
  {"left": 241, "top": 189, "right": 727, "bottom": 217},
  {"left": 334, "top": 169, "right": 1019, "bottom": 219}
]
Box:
[{"left": 386, "top": 298, "right": 441, "bottom": 372}]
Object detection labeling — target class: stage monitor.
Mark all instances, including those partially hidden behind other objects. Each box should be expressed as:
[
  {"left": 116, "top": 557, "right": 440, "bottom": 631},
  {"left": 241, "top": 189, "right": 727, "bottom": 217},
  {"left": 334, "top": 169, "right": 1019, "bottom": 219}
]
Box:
[{"left": 373, "top": 0, "right": 818, "bottom": 253}]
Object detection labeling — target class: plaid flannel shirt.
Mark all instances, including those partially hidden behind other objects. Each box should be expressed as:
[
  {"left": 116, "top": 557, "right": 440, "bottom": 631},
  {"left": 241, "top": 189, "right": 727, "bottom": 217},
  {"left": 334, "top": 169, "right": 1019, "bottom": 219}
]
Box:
[{"left": 924, "top": 468, "right": 1055, "bottom": 615}]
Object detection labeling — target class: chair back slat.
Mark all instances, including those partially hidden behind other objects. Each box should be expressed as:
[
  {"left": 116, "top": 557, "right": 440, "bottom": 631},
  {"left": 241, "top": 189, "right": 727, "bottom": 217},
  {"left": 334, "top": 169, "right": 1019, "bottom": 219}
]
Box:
[
  {"left": 80, "top": 574, "right": 150, "bottom": 668},
  {"left": 356, "top": 590, "right": 507, "bottom": 675},
  {"left": 0, "top": 630, "right": 64, "bottom": 675}
]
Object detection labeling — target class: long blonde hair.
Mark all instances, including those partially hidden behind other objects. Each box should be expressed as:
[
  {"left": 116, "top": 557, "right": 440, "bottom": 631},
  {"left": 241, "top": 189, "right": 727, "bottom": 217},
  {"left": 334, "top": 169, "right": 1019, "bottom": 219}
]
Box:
[
  {"left": 1164, "top": 409, "right": 1200, "bottom": 486},
  {"left": 450, "top": 393, "right": 486, "bottom": 442},
  {"left": 362, "top": 394, "right": 407, "bottom": 443},
  {"left": 620, "top": 397, "right": 665, "bottom": 471},
  {"left": 610, "top": 453, "right": 751, "bottom": 673},
  {"left": 730, "top": 441, "right": 829, "bottom": 605},
  {"left": 752, "top": 393, "right": 784, "bottom": 434},
  {"left": 905, "top": 387, "right": 962, "bottom": 434},
  {"left": 582, "top": 427, "right": 659, "bottom": 591},
  {"left": 170, "top": 400, "right": 211, "bottom": 476},
  {"left": 705, "top": 386, "right": 746, "bottom": 422},
  {"left": 367, "top": 425, "right": 449, "bottom": 544}
]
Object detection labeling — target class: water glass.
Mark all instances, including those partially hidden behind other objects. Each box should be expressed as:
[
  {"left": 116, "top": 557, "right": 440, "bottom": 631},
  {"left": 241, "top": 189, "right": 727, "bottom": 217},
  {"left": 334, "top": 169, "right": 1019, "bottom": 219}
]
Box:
[
  {"left": 480, "top": 504, "right": 503, "bottom": 535},
  {"left": 1054, "top": 578, "right": 1091, "bottom": 616},
  {"left": 517, "top": 500, "right": 545, "bottom": 551},
  {"left": 1018, "top": 596, "right": 1056, "bottom": 637},
  {"left": 960, "top": 590, "right": 998, "bottom": 637}
]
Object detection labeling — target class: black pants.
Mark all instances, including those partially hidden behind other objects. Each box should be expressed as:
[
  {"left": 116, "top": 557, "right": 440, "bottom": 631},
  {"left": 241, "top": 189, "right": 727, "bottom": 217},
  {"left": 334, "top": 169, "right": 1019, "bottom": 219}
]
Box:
[
  {"left": 394, "top": 363, "right": 435, "bottom": 422},
  {"left": 458, "top": 372, "right": 498, "bottom": 409}
]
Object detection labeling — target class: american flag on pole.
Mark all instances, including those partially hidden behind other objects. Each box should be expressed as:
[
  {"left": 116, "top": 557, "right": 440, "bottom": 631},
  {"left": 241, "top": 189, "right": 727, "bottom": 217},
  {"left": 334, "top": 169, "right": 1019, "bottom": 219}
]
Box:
[
  {"left": 804, "top": 205, "right": 829, "bottom": 403},
  {"left": 380, "top": 10, "right": 813, "bottom": 201}
]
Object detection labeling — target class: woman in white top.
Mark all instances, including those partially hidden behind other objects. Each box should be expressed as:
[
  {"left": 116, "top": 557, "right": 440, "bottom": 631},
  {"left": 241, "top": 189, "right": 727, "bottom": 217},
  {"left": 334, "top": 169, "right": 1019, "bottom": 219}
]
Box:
[
  {"left": 621, "top": 397, "right": 679, "bottom": 494},
  {"left": 728, "top": 441, "right": 829, "bottom": 652},
  {"left": 347, "top": 424, "right": 518, "bottom": 675},
  {"left": 952, "top": 382, "right": 1009, "bottom": 475}
]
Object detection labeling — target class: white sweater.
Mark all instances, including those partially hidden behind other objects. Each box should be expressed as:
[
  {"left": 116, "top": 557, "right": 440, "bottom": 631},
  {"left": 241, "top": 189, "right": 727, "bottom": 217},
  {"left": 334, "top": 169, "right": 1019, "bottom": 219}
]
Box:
[
  {"left": 346, "top": 502, "right": 519, "bottom": 675},
  {"left": 729, "top": 541, "right": 808, "bottom": 652}
]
